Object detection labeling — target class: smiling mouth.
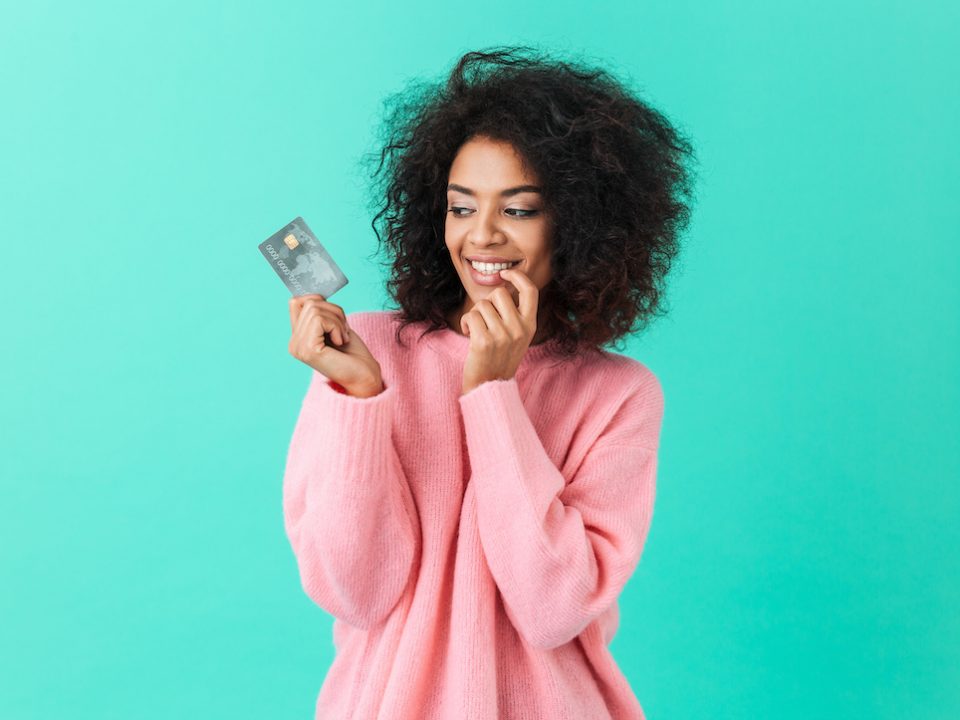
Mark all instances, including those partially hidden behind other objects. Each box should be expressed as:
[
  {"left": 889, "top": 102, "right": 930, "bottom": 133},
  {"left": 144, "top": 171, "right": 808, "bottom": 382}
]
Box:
[{"left": 464, "top": 258, "right": 523, "bottom": 275}]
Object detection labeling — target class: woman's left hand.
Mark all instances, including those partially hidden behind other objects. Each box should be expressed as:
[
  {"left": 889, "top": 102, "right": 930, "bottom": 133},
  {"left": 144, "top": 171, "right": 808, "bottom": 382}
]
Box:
[{"left": 460, "top": 267, "right": 539, "bottom": 396}]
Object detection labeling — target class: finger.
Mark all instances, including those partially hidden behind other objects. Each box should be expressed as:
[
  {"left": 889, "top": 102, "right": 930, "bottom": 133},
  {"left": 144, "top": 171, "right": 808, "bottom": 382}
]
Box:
[
  {"left": 294, "top": 298, "right": 346, "bottom": 336},
  {"left": 486, "top": 289, "right": 523, "bottom": 335},
  {"left": 300, "top": 310, "right": 326, "bottom": 354},
  {"left": 296, "top": 303, "right": 342, "bottom": 348},
  {"left": 319, "top": 312, "right": 348, "bottom": 347},
  {"left": 289, "top": 296, "right": 302, "bottom": 331},
  {"left": 328, "top": 319, "right": 344, "bottom": 346},
  {"left": 290, "top": 295, "right": 323, "bottom": 331},
  {"left": 290, "top": 294, "right": 342, "bottom": 327},
  {"left": 306, "top": 312, "right": 344, "bottom": 350},
  {"left": 318, "top": 300, "right": 349, "bottom": 334},
  {"left": 295, "top": 300, "right": 318, "bottom": 339},
  {"left": 461, "top": 311, "right": 486, "bottom": 339},
  {"left": 317, "top": 299, "right": 347, "bottom": 325},
  {"left": 473, "top": 300, "right": 509, "bottom": 340},
  {"left": 499, "top": 268, "right": 538, "bottom": 323}
]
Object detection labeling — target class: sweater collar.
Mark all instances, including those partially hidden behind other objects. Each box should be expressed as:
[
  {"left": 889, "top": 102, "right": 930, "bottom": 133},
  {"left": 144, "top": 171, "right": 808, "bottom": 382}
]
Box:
[{"left": 418, "top": 321, "right": 566, "bottom": 368}]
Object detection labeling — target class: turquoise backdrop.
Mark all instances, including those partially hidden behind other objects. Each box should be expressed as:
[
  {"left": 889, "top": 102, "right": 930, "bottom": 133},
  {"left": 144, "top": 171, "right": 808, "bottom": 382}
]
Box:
[{"left": 2, "top": 1, "right": 957, "bottom": 718}]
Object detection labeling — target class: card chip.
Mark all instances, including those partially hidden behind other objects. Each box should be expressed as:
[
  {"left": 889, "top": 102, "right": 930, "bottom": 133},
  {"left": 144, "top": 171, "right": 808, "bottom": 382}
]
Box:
[{"left": 283, "top": 233, "right": 299, "bottom": 250}]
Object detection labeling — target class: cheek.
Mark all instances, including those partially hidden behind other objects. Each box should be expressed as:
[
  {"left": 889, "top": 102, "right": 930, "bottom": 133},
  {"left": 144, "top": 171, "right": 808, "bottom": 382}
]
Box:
[
  {"left": 533, "top": 255, "right": 551, "bottom": 278},
  {"left": 445, "top": 229, "right": 463, "bottom": 250}
]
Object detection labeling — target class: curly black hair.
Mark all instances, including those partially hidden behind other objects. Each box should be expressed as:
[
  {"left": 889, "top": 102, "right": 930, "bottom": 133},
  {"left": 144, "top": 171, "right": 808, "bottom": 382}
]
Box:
[{"left": 359, "top": 44, "right": 699, "bottom": 359}]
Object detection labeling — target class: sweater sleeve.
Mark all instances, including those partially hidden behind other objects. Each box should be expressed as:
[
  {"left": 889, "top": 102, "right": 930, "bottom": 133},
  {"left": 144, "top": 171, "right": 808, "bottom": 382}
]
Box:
[
  {"left": 282, "top": 370, "right": 421, "bottom": 630},
  {"left": 458, "top": 372, "right": 664, "bottom": 650}
]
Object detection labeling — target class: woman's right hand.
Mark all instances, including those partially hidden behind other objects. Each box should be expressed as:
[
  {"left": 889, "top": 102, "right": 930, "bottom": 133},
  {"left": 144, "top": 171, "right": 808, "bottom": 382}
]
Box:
[{"left": 288, "top": 294, "right": 383, "bottom": 396}]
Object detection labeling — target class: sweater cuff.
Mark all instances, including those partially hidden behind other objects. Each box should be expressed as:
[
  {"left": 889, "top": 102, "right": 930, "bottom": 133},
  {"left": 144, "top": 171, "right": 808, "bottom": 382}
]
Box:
[
  {"left": 302, "top": 372, "right": 395, "bottom": 472},
  {"left": 458, "top": 377, "right": 532, "bottom": 455},
  {"left": 458, "top": 378, "right": 563, "bottom": 492}
]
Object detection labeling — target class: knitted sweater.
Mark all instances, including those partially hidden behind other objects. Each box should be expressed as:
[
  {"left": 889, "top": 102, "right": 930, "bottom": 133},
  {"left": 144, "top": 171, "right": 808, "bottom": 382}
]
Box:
[{"left": 282, "top": 309, "right": 664, "bottom": 719}]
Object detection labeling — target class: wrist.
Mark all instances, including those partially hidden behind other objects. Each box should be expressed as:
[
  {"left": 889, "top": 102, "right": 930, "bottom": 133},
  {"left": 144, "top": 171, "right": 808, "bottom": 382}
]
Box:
[{"left": 346, "top": 375, "right": 385, "bottom": 398}]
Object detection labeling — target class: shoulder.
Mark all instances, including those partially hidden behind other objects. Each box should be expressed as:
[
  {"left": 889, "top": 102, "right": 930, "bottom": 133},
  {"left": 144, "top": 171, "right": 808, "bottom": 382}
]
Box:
[
  {"left": 578, "top": 349, "right": 664, "bottom": 410},
  {"left": 343, "top": 309, "right": 404, "bottom": 344},
  {"left": 580, "top": 352, "right": 664, "bottom": 449},
  {"left": 343, "top": 308, "right": 399, "bottom": 330},
  {"left": 342, "top": 310, "right": 418, "bottom": 369},
  {"left": 544, "top": 349, "right": 663, "bottom": 448}
]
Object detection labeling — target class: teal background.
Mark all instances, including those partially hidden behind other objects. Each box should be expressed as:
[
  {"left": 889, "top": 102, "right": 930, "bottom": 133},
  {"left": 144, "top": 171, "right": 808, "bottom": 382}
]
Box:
[{"left": 2, "top": 1, "right": 957, "bottom": 718}]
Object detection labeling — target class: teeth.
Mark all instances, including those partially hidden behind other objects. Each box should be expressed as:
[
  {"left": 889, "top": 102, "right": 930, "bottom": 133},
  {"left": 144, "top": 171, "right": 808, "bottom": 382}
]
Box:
[{"left": 470, "top": 260, "right": 520, "bottom": 274}]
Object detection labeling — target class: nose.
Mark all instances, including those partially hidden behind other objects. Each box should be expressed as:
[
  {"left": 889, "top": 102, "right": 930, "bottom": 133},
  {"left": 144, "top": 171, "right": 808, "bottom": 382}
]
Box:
[{"left": 467, "top": 206, "right": 507, "bottom": 246}]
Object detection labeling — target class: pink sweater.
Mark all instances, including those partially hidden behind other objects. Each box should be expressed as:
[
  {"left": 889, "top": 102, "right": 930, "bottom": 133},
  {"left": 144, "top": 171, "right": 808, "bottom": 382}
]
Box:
[{"left": 282, "top": 310, "right": 664, "bottom": 719}]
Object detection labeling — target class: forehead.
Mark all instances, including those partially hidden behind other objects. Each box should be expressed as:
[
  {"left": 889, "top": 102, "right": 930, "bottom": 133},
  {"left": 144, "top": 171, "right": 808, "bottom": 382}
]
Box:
[{"left": 447, "top": 137, "right": 538, "bottom": 188}]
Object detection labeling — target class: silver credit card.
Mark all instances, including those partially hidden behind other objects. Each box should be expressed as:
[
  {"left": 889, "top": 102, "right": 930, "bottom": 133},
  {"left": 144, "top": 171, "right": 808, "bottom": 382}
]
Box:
[{"left": 258, "top": 216, "right": 349, "bottom": 298}]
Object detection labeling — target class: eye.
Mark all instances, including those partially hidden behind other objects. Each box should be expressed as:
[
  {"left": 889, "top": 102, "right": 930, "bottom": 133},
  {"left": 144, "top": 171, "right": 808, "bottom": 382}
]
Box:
[{"left": 447, "top": 207, "right": 539, "bottom": 218}]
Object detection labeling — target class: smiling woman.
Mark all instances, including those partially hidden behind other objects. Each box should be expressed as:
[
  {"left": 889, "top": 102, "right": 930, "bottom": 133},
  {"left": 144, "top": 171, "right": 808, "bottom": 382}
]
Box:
[
  {"left": 283, "top": 44, "right": 698, "bottom": 720},
  {"left": 361, "top": 44, "right": 699, "bottom": 359},
  {"left": 442, "top": 136, "right": 554, "bottom": 345}
]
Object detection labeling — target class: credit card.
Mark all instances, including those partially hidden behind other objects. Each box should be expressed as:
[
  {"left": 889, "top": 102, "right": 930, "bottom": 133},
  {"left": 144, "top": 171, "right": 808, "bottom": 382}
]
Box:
[{"left": 258, "top": 216, "right": 349, "bottom": 298}]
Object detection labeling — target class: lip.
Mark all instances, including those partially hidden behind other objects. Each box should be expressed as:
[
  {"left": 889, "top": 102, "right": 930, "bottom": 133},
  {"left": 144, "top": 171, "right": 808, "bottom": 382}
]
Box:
[{"left": 464, "top": 255, "right": 522, "bottom": 264}]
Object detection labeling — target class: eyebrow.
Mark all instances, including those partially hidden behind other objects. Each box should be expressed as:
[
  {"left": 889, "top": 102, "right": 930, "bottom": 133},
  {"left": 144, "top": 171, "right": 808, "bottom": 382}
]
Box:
[{"left": 446, "top": 183, "right": 542, "bottom": 197}]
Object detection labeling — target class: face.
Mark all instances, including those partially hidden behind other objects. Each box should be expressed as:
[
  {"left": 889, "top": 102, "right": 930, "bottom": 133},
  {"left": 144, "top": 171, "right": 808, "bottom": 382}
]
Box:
[{"left": 444, "top": 135, "right": 552, "bottom": 333}]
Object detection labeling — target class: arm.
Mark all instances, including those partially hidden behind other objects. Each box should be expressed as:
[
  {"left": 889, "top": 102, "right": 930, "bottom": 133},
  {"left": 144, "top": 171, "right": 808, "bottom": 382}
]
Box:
[
  {"left": 458, "top": 372, "right": 664, "bottom": 650},
  {"left": 282, "top": 371, "right": 421, "bottom": 630}
]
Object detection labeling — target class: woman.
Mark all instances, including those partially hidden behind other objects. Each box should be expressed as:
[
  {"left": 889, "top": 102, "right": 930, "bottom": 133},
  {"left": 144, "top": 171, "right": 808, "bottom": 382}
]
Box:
[{"left": 283, "top": 46, "right": 697, "bottom": 719}]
